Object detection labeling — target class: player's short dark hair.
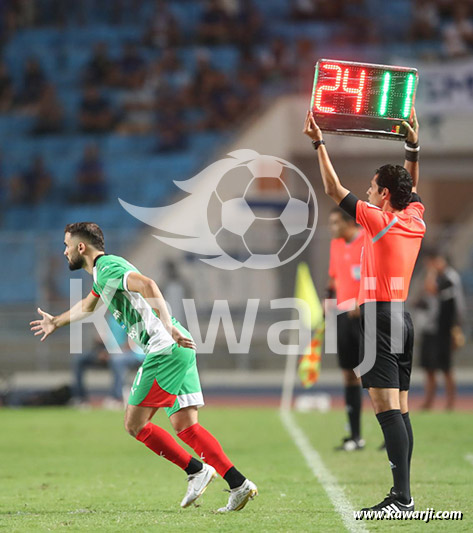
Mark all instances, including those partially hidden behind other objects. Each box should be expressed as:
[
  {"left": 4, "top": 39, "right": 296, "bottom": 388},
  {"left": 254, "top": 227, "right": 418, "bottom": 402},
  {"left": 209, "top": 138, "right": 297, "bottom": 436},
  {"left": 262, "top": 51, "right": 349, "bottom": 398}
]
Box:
[
  {"left": 375, "top": 164, "right": 413, "bottom": 210},
  {"left": 330, "top": 206, "right": 356, "bottom": 224},
  {"left": 64, "top": 222, "right": 105, "bottom": 251}
]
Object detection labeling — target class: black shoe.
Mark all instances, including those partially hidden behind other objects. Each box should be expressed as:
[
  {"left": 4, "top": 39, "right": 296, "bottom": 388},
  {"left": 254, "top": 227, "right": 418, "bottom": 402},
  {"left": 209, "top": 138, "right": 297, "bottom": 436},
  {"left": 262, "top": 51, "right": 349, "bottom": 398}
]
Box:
[
  {"left": 361, "top": 488, "right": 414, "bottom": 513},
  {"left": 334, "top": 437, "right": 366, "bottom": 451}
]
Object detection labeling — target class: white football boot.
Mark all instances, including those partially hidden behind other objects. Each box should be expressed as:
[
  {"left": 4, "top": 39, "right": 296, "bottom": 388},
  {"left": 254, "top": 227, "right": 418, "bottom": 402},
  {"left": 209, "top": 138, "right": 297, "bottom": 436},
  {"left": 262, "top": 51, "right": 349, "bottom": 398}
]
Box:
[
  {"left": 180, "top": 464, "right": 217, "bottom": 508},
  {"left": 217, "top": 479, "right": 258, "bottom": 512}
]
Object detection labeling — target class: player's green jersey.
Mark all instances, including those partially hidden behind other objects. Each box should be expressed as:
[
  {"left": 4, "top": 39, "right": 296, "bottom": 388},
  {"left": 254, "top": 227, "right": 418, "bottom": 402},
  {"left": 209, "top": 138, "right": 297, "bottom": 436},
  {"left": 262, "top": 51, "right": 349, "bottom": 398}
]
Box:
[{"left": 92, "top": 254, "right": 174, "bottom": 354}]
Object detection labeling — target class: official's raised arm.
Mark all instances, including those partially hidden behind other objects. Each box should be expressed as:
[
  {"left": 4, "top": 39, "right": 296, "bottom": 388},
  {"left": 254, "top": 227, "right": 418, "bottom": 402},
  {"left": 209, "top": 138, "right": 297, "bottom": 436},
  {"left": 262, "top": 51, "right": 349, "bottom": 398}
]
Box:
[
  {"left": 402, "top": 107, "right": 420, "bottom": 193},
  {"left": 302, "top": 111, "right": 350, "bottom": 204}
]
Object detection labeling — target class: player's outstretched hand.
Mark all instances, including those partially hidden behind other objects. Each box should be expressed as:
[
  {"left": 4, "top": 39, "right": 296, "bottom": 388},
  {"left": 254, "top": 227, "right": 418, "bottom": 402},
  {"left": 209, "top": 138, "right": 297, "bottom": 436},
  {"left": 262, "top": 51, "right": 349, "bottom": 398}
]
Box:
[
  {"left": 303, "top": 111, "right": 323, "bottom": 142},
  {"left": 402, "top": 107, "right": 419, "bottom": 144},
  {"left": 30, "top": 307, "right": 57, "bottom": 341},
  {"left": 171, "top": 326, "right": 197, "bottom": 350}
]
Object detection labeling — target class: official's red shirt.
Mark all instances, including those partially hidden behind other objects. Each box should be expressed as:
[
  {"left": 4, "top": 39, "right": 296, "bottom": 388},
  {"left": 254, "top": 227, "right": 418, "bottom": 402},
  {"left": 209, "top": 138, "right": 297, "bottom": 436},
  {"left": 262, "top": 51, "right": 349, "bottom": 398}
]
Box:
[
  {"left": 329, "top": 230, "right": 364, "bottom": 310},
  {"left": 355, "top": 200, "right": 426, "bottom": 305}
]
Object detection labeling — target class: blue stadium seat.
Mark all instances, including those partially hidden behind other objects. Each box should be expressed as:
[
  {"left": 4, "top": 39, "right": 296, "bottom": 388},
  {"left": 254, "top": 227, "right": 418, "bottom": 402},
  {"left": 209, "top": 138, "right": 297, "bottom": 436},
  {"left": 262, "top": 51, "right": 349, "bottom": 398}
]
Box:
[
  {"left": 169, "top": 3, "right": 204, "bottom": 35},
  {"left": 254, "top": 0, "right": 289, "bottom": 18},
  {"left": 103, "top": 134, "right": 156, "bottom": 157},
  {"left": 190, "top": 131, "right": 222, "bottom": 153},
  {"left": 210, "top": 47, "right": 240, "bottom": 73},
  {"left": 58, "top": 90, "right": 81, "bottom": 130},
  {"left": 1, "top": 236, "right": 36, "bottom": 301},
  {"left": 3, "top": 206, "right": 37, "bottom": 230},
  {"left": 0, "top": 115, "right": 35, "bottom": 137},
  {"left": 35, "top": 205, "right": 58, "bottom": 229},
  {"left": 271, "top": 21, "right": 336, "bottom": 45}
]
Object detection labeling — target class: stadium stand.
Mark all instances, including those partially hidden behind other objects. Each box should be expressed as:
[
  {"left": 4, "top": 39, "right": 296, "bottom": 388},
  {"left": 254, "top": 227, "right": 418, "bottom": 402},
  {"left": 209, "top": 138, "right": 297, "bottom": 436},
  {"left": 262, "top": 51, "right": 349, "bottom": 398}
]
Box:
[{"left": 1, "top": 0, "right": 472, "bottom": 306}]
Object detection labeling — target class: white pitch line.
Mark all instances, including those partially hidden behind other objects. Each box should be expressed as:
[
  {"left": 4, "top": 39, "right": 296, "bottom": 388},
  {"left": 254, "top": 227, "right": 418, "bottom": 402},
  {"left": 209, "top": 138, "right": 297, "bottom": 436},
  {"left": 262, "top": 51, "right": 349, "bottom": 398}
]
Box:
[
  {"left": 465, "top": 454, "right": 473, "bottom": 467},
  {"left": 280, "top": 410, "right": 368, "bottom": 533}
]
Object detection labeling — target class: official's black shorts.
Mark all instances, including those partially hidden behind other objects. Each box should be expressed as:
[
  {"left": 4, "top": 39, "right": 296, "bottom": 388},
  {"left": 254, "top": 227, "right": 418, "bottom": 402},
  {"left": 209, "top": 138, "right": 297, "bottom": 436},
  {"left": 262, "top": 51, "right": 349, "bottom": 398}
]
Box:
[
  {"left": 420, "top": 332, "right": 452, "bottom": 371},
  {"left": 337, "top": 311, "right": 361, "bottom": 370},
  {"left": 359, "top": 302, "right": 414, "bottom": 391}
]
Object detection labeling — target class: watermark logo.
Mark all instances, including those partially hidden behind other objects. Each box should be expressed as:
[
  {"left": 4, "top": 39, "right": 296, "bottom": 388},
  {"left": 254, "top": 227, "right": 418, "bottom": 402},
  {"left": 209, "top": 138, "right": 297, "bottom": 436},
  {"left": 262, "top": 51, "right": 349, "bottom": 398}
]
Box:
[
  {"left": 69, "top": 280, "right": 313, "bottom": 356},
  {"left": 68, "top": 279, "right": 412, "bottom": 380},
  {"left": 119, "top": 149, "right": 318, "bottom": 270}
]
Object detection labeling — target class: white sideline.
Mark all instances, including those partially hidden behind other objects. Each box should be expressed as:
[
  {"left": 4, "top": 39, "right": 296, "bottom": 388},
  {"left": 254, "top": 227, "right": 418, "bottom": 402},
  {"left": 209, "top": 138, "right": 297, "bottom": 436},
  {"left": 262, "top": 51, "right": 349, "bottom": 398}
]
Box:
[{"left": 280, "top": 410, "right": 368, "bottom": 533}]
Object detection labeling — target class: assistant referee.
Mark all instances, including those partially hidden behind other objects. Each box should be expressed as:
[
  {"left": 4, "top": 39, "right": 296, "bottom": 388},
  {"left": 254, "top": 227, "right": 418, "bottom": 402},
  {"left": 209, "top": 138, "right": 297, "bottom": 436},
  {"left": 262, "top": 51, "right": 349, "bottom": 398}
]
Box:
[{"left": 304, "top": 108, "right": 424, "bottom": 513}]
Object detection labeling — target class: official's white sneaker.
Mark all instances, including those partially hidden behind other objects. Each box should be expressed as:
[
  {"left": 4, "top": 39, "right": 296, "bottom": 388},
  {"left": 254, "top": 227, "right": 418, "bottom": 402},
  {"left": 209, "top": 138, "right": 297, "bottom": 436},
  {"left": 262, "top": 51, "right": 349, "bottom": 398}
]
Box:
[
  {"left": 334, "top": 437, "right": 366, "bottom": 451},
  {"left": 217, "top": 479, "right": 258, "bottom": 512},
  {"left": 180, "top": 464, "right": 217, "bottom": 508}
]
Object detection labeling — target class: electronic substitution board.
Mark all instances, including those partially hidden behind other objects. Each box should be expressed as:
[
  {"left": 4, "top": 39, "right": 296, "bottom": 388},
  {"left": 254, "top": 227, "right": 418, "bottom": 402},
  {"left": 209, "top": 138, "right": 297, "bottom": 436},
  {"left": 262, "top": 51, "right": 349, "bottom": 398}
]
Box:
[{"left": 310, "top": 59, "right": 418, "bottom": 140}]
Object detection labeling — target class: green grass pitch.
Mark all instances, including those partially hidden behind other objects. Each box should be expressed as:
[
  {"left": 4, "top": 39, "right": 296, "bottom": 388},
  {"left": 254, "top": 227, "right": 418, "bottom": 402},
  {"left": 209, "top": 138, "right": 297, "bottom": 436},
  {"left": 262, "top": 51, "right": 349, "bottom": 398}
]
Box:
[{"left": 0, "top": 407, "right": 472, "bottom": 532}]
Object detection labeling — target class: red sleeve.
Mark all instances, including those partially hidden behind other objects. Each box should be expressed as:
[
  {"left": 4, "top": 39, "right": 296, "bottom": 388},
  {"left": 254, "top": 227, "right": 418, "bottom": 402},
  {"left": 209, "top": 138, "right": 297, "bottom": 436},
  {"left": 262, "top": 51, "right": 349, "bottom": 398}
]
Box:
[
  {"left": 328, "top": 240, "right": 336, "bottom": 279},
  {"left": 356, "top": 200, "right": 390, "bottom": 237},
  {"left": 91, "top": 289, "right": 100, "bottom": 298}
]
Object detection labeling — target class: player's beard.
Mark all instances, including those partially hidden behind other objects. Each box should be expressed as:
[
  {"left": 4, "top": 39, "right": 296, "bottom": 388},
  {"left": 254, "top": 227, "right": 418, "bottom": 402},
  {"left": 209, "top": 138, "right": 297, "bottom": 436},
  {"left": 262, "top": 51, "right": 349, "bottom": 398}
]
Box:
[{"left": 68, "top": 253, "right": 85, "bottom": 271}]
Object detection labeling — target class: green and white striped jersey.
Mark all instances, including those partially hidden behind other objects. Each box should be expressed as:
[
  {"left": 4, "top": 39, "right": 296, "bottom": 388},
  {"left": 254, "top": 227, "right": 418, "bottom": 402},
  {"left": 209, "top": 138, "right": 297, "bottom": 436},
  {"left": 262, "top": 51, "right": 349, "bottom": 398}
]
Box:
[{"left": 92, "top": 254, "right": 174, "bottom": 354}]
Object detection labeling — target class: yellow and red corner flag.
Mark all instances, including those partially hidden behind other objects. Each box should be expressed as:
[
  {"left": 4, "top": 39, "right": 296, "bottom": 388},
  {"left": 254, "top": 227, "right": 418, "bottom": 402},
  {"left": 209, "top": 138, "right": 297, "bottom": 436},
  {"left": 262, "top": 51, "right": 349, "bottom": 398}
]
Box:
[{"left": 295, "top": 262, "right": 324, "bottom": 388}]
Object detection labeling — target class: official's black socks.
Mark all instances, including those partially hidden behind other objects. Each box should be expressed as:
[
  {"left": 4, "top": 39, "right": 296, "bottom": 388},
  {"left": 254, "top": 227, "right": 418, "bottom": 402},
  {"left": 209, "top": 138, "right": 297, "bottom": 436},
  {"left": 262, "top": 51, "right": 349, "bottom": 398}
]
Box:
[
  {"left": 376, "top": 409, "right": 410, "bottom": 503},
  {"left": 345, "top": 385, "right": 362, "bottom": 440},
  {"left": 402, "top": 411, "right": 414, "bottom": 477}
]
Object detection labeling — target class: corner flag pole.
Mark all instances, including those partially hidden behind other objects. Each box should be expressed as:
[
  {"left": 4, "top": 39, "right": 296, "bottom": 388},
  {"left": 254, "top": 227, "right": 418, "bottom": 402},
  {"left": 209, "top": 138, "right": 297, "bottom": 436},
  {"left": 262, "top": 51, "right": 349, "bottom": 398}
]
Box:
[
  {"left": 280, "top": 262, "right": 323, "bottom": 412},
  {"left": 280, "top": 330, "right": 300, "bottom": 412}
]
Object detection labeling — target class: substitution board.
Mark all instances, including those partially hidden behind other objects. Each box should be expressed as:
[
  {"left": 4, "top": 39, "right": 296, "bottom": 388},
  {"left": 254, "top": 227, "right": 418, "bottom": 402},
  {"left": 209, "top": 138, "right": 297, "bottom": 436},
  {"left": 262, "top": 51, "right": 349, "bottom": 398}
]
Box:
[{"left": 310, "top": 59, "right": 418, "bottom": 140}]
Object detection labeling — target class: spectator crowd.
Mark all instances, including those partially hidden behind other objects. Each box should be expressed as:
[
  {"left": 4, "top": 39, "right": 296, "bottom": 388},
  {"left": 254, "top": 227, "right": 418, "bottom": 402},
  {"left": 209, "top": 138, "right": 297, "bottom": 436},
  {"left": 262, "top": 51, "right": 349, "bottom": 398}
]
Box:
[{"left": 0, "top": 0, "right": 473, "bottom": 212}]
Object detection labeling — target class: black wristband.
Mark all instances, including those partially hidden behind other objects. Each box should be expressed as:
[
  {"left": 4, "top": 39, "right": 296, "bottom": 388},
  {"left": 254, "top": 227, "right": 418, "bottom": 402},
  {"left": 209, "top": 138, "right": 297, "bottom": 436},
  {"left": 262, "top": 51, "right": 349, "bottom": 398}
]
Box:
[
  {"left": 312, "top": 139, "right": 325, "bottom": 150},
  {"left": 406, "top": 140, "right": 419, "bottom": 149},
  {"left": 405, "top": 150, "right": 419, "bottom": 162}
]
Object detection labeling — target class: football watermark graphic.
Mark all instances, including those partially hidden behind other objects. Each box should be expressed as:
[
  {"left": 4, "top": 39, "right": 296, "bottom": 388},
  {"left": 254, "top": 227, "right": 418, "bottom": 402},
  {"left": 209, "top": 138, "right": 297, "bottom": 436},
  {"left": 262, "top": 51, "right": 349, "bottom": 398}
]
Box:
[{"left": 119, "top": 149, "right": 318, "bottom": 270}]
